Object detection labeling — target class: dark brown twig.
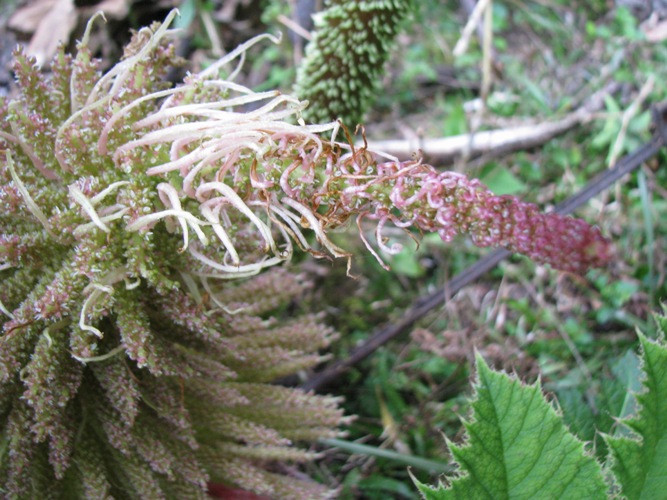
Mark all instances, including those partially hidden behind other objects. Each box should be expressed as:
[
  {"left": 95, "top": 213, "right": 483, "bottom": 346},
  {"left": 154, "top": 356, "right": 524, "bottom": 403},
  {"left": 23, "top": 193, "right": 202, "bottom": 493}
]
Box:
[{"left": 301, "top": 102, "right": 667, "bottom": 393}]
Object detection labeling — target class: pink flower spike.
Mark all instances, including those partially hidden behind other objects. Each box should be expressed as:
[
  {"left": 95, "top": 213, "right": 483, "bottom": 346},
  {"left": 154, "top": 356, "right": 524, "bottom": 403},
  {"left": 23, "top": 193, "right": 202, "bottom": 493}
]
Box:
[{"left": 396, "top": 170, "right": 613, "bottom": 273}]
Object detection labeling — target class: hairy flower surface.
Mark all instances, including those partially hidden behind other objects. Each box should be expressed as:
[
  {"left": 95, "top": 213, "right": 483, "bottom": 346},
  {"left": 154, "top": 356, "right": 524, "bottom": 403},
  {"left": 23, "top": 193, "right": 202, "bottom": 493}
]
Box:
[
  {"left": 0, "top": 14, "right": 344, "bottom": 499},
  {"left": 122, "top": 92, "right": 611, "bottom": 275},
  {"left": 0, "top": 9, "right": 611, "bottom": 499}
]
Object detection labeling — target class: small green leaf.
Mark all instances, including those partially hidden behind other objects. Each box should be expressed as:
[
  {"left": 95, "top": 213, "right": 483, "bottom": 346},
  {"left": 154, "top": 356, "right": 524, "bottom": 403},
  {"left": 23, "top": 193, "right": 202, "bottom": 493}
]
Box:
[
  {"left": 173, "top": 0, "right": 197, "bottom": 29},
  {"left": 480, "top": 165, "right": 527, "bottom": 195},
  {"left": 358, "top": 474, "right": 419, "bottom": 498},
  {"left": 606, "top": 331, "right": 667, "bottom": 500},
  {"left": 591, "top": 95, "right": 621, "bottom": 150},
  {"left": 392, "top": 246, "right": 427, "bottom": 278},
  {"left": 443, "top": 101, "right": 467, "bottom": 137},
  {"left": 556, "top": 350, "right": 641, "bottom": 459},
  {"left": 607, "top": 349, "right": 642, "bottom": 422},
  {"left": 414, "top": 353, "right": 607, "bottom": 499}
]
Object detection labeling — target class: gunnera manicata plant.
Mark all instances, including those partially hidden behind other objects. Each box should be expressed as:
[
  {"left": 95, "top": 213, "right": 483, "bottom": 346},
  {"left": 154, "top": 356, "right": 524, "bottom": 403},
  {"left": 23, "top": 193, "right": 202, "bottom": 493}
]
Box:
[
  {"left": 0, "top": 13, "right": 345, "bottom": 499},
  {"left": 0, "top": 9, "right": 611, "bottom": 499}
]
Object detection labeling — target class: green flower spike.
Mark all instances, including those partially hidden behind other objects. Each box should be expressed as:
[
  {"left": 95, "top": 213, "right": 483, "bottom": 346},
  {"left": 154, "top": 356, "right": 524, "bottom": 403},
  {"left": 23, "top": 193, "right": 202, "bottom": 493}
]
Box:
[{"left": 295, "top": 0, "right": 415, "bottom": 125}]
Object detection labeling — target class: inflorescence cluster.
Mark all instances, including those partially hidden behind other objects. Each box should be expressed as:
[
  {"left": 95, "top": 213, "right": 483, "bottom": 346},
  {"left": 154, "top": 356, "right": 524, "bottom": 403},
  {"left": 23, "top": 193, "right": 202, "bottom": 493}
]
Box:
[
  {"left": 0, "top": 14, "right": 345, "bottom": 499},
  {"left": 295, "top": 0, "right": 415, "bottom": 125},
  {"left": 0, "top": 10, "right": 611, "bottom": 499}
]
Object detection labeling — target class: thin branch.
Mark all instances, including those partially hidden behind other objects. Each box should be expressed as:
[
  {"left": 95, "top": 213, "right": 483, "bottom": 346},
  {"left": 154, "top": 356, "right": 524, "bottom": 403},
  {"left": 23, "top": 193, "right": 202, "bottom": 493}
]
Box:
[
  {"left": 367, "top": 112, "right": 584, "bottom": 162},
  {"left": 367, "top": 83, "right": 614, "bottom": 163},
  {"left": 454, "top": 0, "right": 492, "bottom": 57},
  {"left": 480, "top": 0, "right": 493, "bottom": 102},
  {"left": 608, "top": 75, "right": 654, "bottom": 166}
]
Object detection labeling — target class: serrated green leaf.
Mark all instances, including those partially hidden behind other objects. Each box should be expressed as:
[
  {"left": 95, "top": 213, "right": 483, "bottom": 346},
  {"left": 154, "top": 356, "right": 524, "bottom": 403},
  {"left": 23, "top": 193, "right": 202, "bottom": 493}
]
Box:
[
  {"left": 414, "top": 353, "right": 607, "bottom": 499},
  {"left": 654, "top": 305, "right": 667, "bottom": 334},
  {"left": 410, "top": 470, "right": 446, "bottom": 500},
  {"left": 605, "top": 331, "right": 667, "bottom": 500}
]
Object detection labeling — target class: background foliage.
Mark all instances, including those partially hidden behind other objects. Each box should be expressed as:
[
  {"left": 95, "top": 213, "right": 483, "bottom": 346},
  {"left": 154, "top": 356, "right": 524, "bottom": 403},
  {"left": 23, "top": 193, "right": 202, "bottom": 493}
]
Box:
[
  {"left": 1, "top": 0, "right": 666, "bottom": 498},
  {"left": 280, "top": 1, "right": 667, "bottom": 497}
]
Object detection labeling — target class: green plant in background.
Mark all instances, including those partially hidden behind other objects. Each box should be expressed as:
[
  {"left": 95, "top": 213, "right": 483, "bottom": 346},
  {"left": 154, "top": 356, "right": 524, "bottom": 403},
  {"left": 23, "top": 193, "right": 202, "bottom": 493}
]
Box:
[
  {"left": 0, "top": 8, "right": 619, "bottom": 499},
  {"left": 411, "top": 311, "right": 667, "bottom": 499},
  {"left": 294, "top": 0, "right": 415, "bottom": 125}
]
